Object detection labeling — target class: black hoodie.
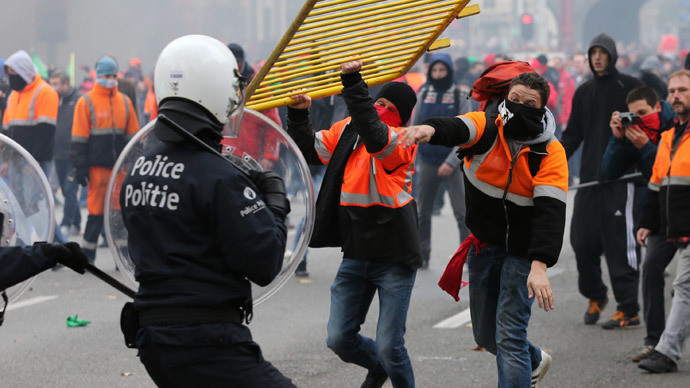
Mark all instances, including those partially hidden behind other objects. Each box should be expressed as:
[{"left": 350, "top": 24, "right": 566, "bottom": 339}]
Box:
[{"left": 561, "top": 33, "right": 643, "bottom": 183}]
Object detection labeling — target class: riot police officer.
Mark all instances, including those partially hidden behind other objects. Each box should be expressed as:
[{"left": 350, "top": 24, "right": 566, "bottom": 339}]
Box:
[{"left": 119, "top": 35, "right": 295, "bottom": 387}]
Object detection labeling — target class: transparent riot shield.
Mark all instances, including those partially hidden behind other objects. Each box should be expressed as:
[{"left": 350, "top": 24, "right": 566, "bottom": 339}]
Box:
[
  {"left": 0, "top": 134, "right": 55, "bottom": 302},
  {"left": 105, "top": 108, "right": 314, "bottom": 306}
]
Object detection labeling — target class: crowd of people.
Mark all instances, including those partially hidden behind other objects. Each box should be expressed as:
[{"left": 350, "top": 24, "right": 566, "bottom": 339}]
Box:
[{"left": 1, "top": 30, "right": 690, "bottom": 387}]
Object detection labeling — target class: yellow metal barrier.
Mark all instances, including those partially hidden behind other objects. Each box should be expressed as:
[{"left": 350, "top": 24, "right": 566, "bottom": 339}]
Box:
[{"left": 245, "top": 0, "right": 480, "bottom": 111}]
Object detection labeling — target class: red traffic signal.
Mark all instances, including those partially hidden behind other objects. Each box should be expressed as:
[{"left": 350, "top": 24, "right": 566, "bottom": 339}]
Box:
[{"left": 521, "top": 13, "right": 533, "bottom": 24}]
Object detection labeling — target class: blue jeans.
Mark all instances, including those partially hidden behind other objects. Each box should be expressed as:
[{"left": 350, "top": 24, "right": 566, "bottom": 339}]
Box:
[
  {"left": 327, "top": 259, "right": 416, "bottom": 388},
  {"left": 39, "top": 161, "right": 67, "bottom": 244},
  {"left": 468, "top": 245, "right": 541, "bottom": 388},
  {"left": 54, "top": 159, "right": 81, "bottom": 230}
]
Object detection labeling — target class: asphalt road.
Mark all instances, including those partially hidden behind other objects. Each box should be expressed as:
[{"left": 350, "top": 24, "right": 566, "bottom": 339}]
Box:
[{"left": 1, "top": 197, "right": 688, "bottom": 387}]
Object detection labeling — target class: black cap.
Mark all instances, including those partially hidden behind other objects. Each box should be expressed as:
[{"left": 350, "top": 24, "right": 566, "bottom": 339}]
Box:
[
  {"left": 375, "top": 82, "right": 417, "bottom": 125},
  {"left": 227, "top": 43, "right": 245, "bottom": 66}
]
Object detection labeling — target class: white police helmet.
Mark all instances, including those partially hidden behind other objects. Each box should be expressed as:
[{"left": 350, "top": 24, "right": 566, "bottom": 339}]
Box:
[{"left": 154, "top": 35, "right": 243, "bottom": 125}]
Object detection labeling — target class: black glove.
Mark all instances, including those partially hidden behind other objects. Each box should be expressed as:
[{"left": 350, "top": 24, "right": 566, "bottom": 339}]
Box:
[
  {"left": 71, "top": 167, "right": 89, "bottom": 187},
  {"left": 249, "top": 170, "right": 291, "bottom": 221},
  {"left": 38, "top": 242, "right": 89, "bottom": 274}
]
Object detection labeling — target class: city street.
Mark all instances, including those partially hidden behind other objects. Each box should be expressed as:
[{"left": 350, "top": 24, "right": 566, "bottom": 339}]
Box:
[{"left": 1, "top": 197, "right": 688, "bottom": 387}]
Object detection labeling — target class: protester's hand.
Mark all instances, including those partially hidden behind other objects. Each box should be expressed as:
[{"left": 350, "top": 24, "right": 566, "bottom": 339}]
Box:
[
  {"left": 38, "top": 242, "right": 89, "bottom": 274},
  {"left": 399, "top": 125, "right": 435, "bottom": 148},
  {"left": 437, "top": 163, "right": 454, "bottom": 177},
  {"left": 637, "top": 227, "right": 652, "bottom": 247},
  {"left": 527, "top": 260, "right": 554, "bottom": 312},
  {"left": 341, "top": 60, "right": 362, "bottom": 74},
  {"left": 610, "top": 111, "right": 624, "bottom": 138},
  {"left": 72, "top": 167, "right": 89, "bottom": 187},
  {"left": 250, "top": 169, "right": 291, "bottom": 221},
  {"left": 625, "top": 125, "right": 649, "bottom": 149},
  {"left": 288, "top": 93, "right": 311, "bottom": 110}
]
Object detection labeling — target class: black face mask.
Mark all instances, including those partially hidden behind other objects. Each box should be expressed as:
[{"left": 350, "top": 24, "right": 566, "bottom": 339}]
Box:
[
  {"left": 502, "top": 99, "right": 546, "bottom": 141},
  {"left": 8, "top": 73, "right": 28, "bottom": 91}
]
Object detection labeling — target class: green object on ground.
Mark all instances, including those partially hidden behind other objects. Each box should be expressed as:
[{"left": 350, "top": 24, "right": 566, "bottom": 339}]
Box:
[{"left": 66, "top": 314, "right": 91, "bottom": 327}]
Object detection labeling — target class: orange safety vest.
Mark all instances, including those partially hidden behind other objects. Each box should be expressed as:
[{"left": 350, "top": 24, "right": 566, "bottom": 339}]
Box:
[
  {"left": 313, "top": 118, "right": 416, "bottom": 208},
  {"left": 646, "top": 122, "right": 690, "bottom": 237},
  {"left": 72, "top": 82, "right": 140, "bottom": 168},
  {"left": 454, "top": 110, "right": 568, "bottom": 266},
  {"left": 460, "top": 111, "right": 568, "bottom": 204},
  {"left": 2, "top": 74, "right": 58, "bottom": 161}
]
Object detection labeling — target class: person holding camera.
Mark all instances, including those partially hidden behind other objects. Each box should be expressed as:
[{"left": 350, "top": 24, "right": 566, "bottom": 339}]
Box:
[{"left": 603, "top": 86, "right": 677, "bottom": 362}]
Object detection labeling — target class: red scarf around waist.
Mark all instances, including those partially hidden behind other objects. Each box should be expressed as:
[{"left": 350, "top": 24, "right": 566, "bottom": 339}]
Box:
[{"left": 438, "top": 234, "right": 487, "bottom": 302}]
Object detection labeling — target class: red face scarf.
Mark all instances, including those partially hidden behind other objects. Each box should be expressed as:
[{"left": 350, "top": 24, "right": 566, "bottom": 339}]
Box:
[
  {"left": 637, "top": 112, "right": 662, "bottom": 145},
  {"left": 374, "top": 104, "right": 403, "bottom": 127}
]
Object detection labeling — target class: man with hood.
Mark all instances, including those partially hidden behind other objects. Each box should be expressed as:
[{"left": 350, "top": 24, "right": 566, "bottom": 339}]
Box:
[
  {"left": 411, "top": 52, "right": 471, "bottom": 269},
  {"left": 603, "top": 86, "right": 677, "bottom": 360},
  {"left": 2, "top": 50, "right": 59, "bottom": 172},
  {"left": 287, "top": 60, "right": 419, "bottom": 388},
  {"left": 561, "top": 33, "right": 644, "bottom": 329},
  {"left": 401, "top": 72, "right": 566, "bottom": 388}
]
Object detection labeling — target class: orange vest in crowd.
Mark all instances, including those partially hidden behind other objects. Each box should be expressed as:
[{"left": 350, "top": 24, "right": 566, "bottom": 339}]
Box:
[{"left": 2, "top": 74, "right": 59, "bottom": 161}]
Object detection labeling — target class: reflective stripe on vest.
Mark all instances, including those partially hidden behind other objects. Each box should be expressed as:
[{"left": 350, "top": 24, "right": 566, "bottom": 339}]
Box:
[
  {"left": 374, "top": 128, "right": 399, "bottom": 160},
  {"left": 314, "top": 130, "right": 336, "bottom": 163},
  {"left": 464, "top": 136, "right": 534, "bottom": 207},
  {"left": 648, "top": 181, "right": 661, "bottom": 191},
  {"left": 661, "top": 176, "right": 690, "bottom": 186},
  {"left": 458, "top": 116, "right": 478, "bottom": 145},
  {"left": 4, "top": 83, "right": 56, "bottom": 127},
  {"left": 533, "top": 184, "right": 567, "bottom": 203},
  {"left": 340, "top": 153, "right": 413, "bottom": 207},
  {"left": 82, "top": 93, "right": 129, "bottom": 137}
]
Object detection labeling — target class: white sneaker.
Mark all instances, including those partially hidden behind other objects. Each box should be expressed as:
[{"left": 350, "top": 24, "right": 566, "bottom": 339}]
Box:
[
  {"left": 60, "top": 225, "right": 70, "bottom": 238},
  {"left": 531, "top": 350, "right": 552, "bottom": 388}
]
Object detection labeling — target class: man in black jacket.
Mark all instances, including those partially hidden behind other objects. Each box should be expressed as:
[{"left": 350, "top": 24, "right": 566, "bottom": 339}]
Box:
[
  {"left": 287, "top": 60, "right": 419, "bottom": 388},
  {"left": 561, "top": 33, "right": 644, "bottom": 329},
  {"left": 48, "top": 71, "right": 82, "bottom": 237},
  {"left": 120, "top": 35, "right": 294, "bottom": 387}
]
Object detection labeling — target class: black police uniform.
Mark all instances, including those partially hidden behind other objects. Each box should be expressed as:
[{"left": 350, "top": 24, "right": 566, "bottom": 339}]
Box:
[
  {"left": 1, "top": 242, "right": 87, "bottom": 326},
  {"left": 120, "top": 105, "right": 295, "bottom": 388},
  {"left": 0, "top": 245, "right": 57, "bottom": 290}
]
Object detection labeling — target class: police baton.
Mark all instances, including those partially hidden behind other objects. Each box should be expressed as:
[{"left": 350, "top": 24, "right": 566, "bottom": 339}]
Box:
[
  {"left": 156, "top": 113, "right": 253, "bottom": 177},
  {"left": 568, "top": 172, "right": 643, "bottom": 191},
  {"left": 85, "top": 263, "right": 136, "bottom": 298}
]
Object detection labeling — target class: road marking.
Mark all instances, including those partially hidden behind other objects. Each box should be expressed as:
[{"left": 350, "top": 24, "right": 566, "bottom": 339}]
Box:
[
  {"left": 433, "top": 266, "right": 567, "bottom": 329},
  {"left": 434, "top": 308, "right": 471, "bottom": 329},
  {"left": 6, "top": 295, "right": 58, "bottom": 311}
]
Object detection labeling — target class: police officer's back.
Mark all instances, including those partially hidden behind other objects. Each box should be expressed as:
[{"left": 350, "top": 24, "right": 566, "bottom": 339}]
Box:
[{"left": 119, "top": 35, "right": 295, "bottom": 388}]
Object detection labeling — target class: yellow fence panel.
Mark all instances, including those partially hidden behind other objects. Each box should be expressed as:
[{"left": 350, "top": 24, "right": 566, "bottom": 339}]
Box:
[{"left": 246, "top": 0, "right": 480, "bottom": 111}]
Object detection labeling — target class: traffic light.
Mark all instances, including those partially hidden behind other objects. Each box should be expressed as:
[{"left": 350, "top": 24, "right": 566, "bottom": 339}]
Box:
[{"left": 520, "top": 13, "right": 533, "bottom": 40}]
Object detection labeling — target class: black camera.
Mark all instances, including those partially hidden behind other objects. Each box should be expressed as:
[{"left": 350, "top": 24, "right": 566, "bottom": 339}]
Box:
[{"left": 619, "top": 112, "right": 640, "bottom": 127}]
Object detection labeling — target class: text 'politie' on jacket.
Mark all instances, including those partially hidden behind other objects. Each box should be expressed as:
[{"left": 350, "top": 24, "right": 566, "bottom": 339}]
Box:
[
  {"left": 2, "top": 73, "right": 58, "bottom": 162},
  {"left": 640, "top": 121, "right": 690, "bottom": 239},
  {"left": 286, "top": 73, "right": 421, "bottom": 268},
  {"left": 424, "top": 106, "right": 568, "bottom": 266},
  {"left": 71, "top": 82, "right": 140, "bottom": 170}
]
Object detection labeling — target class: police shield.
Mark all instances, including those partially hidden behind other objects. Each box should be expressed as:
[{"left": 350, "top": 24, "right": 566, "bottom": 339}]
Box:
[
  {"left": 0, "top": 134, "right": 55, "bottom": 302},
  {"left": 105, "top": 108, "right": 315, "bottom": 305}
]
